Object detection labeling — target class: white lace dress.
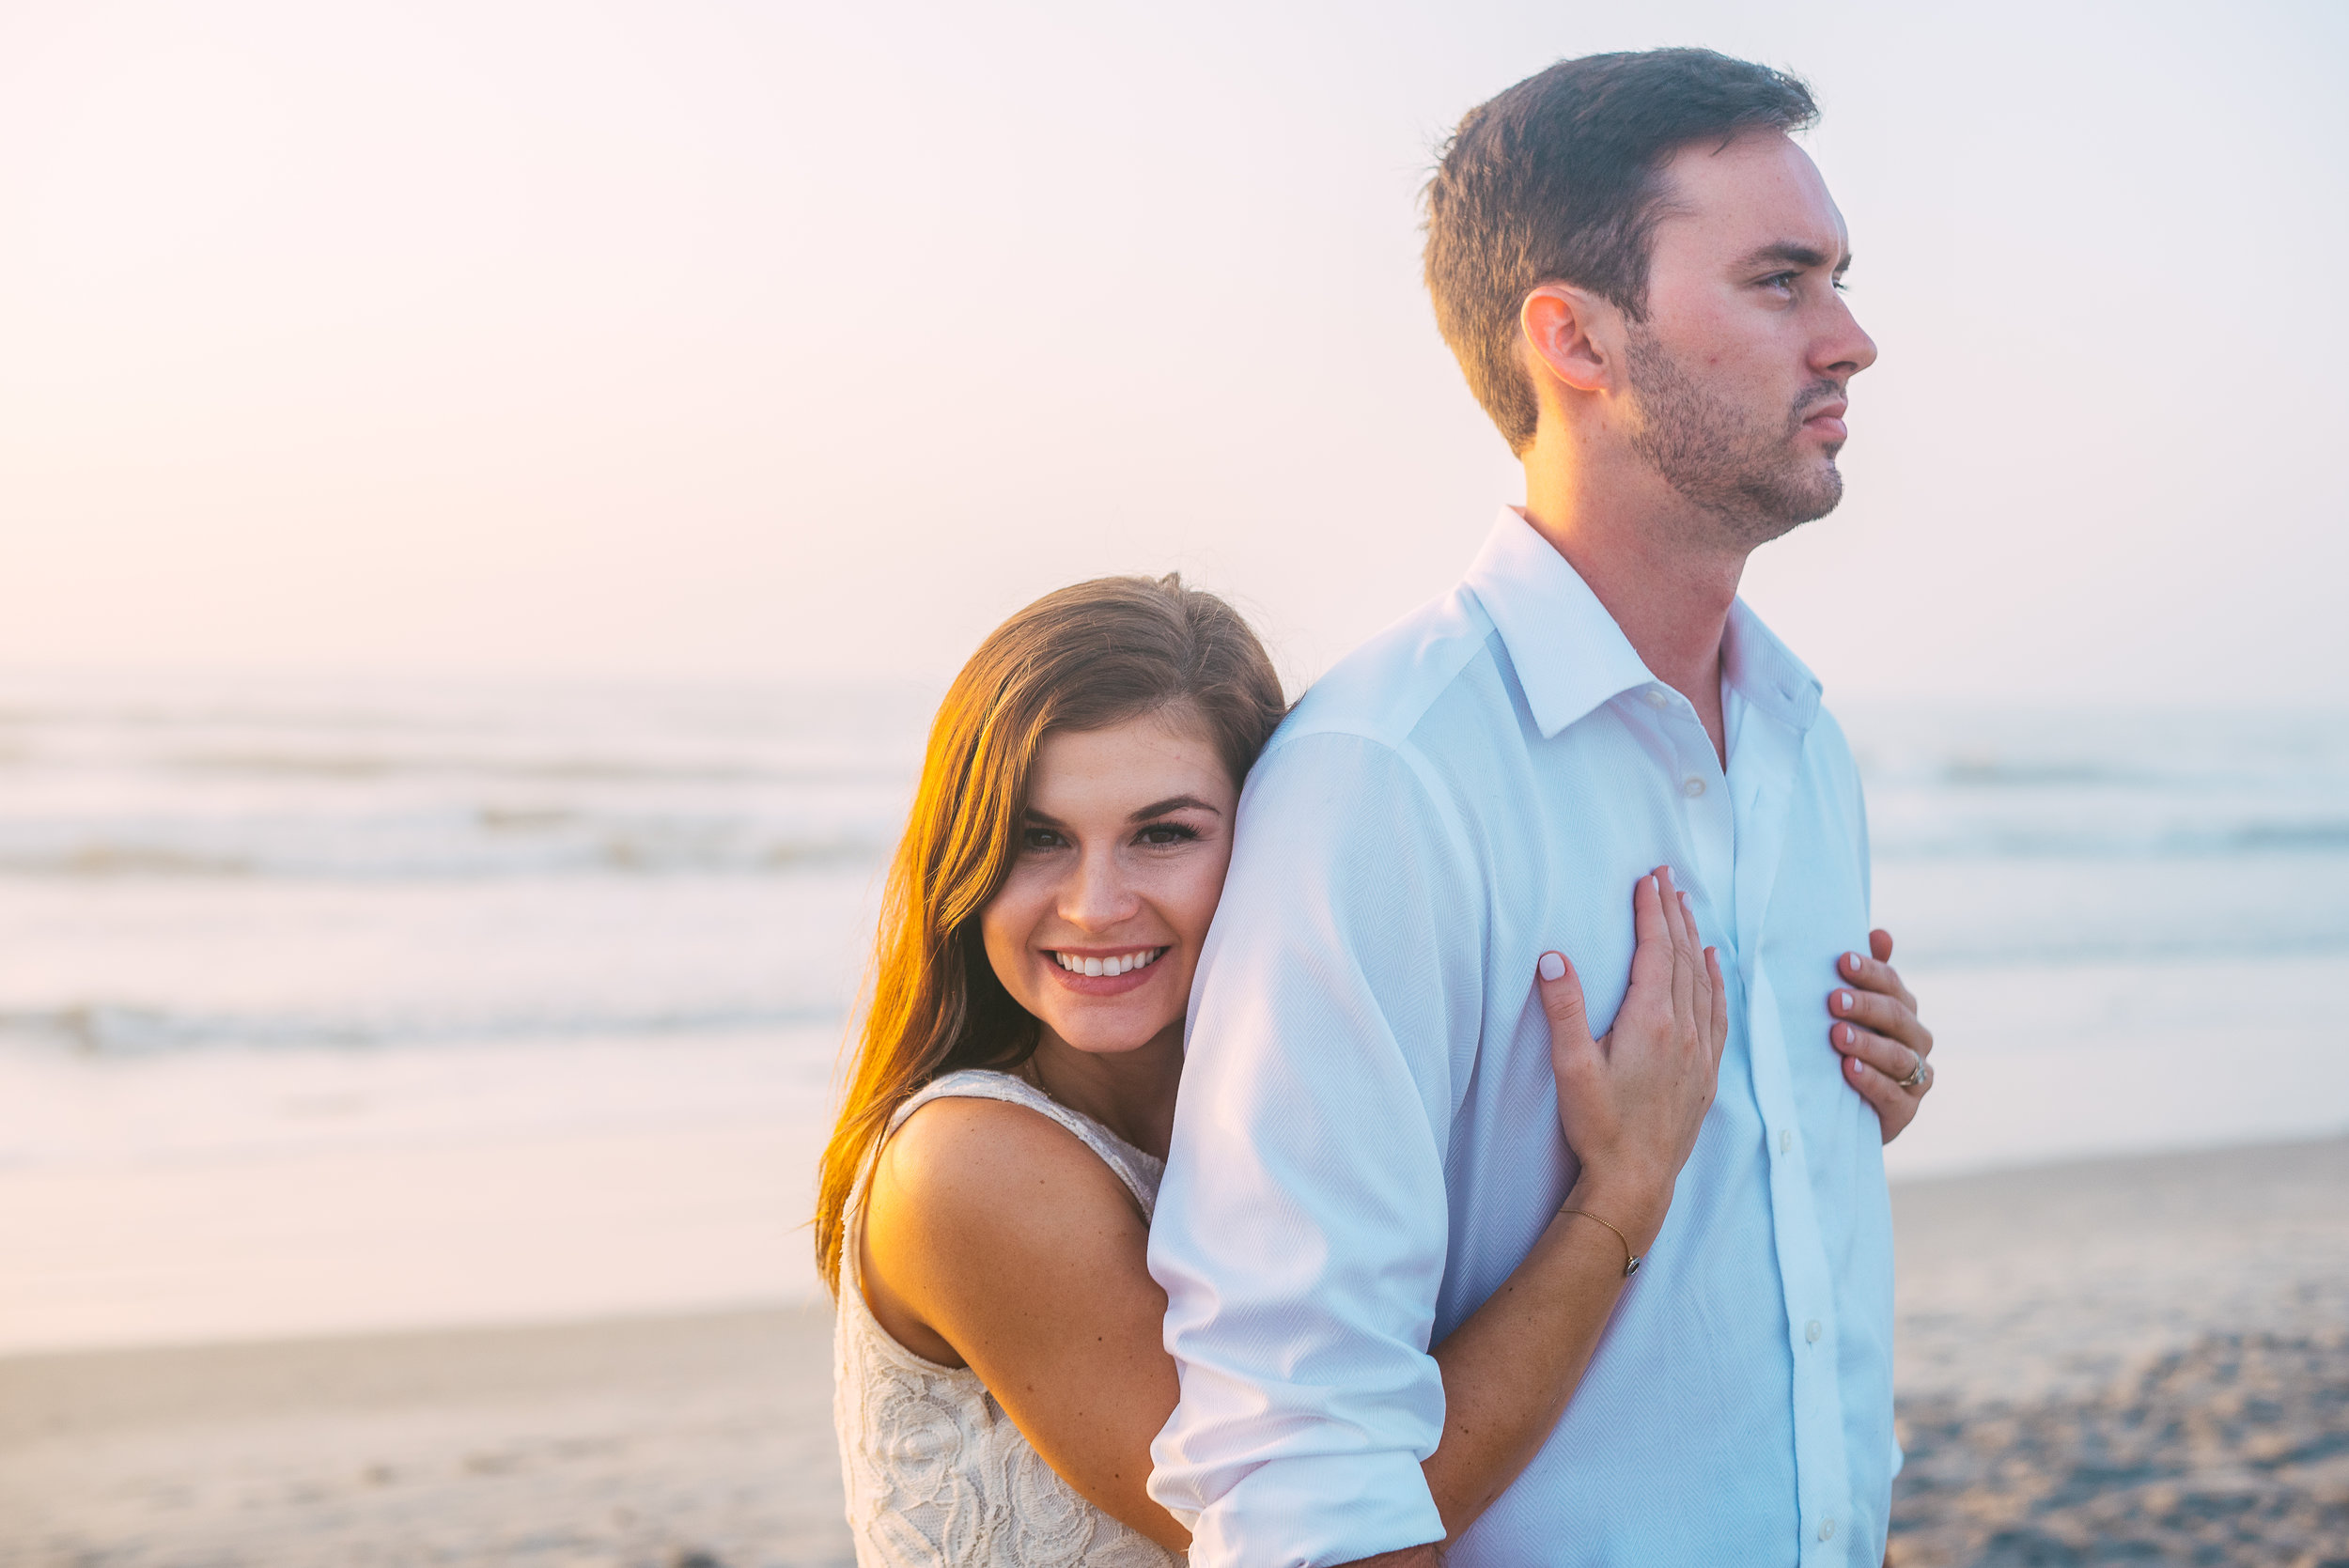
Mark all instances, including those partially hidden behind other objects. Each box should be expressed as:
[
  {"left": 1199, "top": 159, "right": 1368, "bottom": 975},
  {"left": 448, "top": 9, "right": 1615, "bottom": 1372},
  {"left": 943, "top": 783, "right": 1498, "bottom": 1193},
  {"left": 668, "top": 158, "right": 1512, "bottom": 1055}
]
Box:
[{"left": 833, "top": 1068, "right": 1187, "bottom": 1567}]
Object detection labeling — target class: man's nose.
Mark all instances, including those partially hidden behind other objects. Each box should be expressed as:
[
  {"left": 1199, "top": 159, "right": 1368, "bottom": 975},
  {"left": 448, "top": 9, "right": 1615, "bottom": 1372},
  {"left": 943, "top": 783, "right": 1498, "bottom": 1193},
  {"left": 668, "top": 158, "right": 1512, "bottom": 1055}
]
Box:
[
  {"left": 1819, "top": 294, "right": 1878, "bottom": 379},
  {"left": 1062, "top": 846, "right": 1141, "bottom": 929}
]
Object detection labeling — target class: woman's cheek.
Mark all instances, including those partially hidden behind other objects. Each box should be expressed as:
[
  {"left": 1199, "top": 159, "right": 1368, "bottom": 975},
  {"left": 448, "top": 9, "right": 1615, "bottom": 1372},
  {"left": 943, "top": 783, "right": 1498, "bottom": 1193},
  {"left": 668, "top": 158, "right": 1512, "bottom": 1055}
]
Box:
[
  {"left": 978, "top": 867, "right": 1049, "bottom": 981},
  {"left": 1185, "top": 842, "right": 1237, "bottom": 941}
]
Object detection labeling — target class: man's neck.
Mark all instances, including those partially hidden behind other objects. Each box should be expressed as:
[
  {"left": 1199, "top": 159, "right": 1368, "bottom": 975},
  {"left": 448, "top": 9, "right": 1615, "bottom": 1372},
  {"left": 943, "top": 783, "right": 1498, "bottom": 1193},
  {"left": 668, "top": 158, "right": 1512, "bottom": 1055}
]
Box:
[{"left": 1519, "top": 462, "right": 1749, "bottom": 765}]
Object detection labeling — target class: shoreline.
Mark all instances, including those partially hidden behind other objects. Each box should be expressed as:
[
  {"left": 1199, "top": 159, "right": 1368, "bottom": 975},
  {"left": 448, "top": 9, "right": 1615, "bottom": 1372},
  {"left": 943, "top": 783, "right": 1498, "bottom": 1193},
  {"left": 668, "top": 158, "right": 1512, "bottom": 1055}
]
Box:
[{"left": 5, "top": 1134, "right": 2345, "bottom": 1566}]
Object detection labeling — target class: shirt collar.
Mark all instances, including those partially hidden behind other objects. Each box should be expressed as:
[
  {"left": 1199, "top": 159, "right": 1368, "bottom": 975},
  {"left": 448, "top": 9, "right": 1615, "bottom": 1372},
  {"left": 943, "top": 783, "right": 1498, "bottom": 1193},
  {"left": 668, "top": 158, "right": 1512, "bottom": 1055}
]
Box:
[
  {"left": 1720, "top": 597, "right": 1822, "bottom": 734},
  {"left": 1460, "top": 508, "right": 1823, "bottom": 739}
]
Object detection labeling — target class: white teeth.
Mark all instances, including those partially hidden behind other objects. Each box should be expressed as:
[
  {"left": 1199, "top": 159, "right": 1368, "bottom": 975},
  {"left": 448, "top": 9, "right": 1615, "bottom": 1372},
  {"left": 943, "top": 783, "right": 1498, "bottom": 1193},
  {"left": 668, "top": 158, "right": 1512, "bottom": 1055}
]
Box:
[{"left": 1054, "top": 947, "right": 1165, "bottom": 976}]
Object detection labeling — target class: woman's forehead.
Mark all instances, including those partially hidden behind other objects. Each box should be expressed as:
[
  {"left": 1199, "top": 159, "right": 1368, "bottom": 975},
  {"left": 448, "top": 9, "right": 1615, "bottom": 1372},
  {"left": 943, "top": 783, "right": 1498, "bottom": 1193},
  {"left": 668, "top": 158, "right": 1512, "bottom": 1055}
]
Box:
[{"left": 1028, "top": 712, "right": 1229, "bottom": 811}]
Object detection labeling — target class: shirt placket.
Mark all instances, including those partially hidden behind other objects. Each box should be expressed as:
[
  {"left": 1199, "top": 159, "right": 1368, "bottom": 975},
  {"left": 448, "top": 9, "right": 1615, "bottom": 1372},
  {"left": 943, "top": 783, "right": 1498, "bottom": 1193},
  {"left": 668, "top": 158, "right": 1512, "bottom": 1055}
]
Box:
[
  {"left": 1639, "top": 684, "right": 1735, "bottom": 925},
  {"left": 1730, "top": 710, "right": 1856, "bottom": 1563}
]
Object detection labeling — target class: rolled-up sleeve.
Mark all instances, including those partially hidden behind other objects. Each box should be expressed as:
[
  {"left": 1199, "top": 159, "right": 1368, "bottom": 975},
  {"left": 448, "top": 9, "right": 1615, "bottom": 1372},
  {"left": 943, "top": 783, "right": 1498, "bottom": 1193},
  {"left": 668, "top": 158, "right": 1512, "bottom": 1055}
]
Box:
[{"left": 1146, "top": 730, "right": 1483, "bottom": 1567}]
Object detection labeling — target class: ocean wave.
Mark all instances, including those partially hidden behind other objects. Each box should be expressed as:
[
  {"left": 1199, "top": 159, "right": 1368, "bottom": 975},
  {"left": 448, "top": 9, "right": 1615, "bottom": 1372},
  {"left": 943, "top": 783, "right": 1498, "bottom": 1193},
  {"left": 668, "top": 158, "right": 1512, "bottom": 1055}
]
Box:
[
  {"left": 1933, "top": 758, "right": 2154, "bottom": 788},
  {"left": 0, "top": 821, "right": 893, "bottom": 879},
  {"left": 0, "top": 1001, "right": 848, "bottom": 1057},
  {"left": 1873, "top": 816, "right": 2349, "bottom": 860},
  {"left": 145, "top": 750, "right": 912, "bottom": 785}
]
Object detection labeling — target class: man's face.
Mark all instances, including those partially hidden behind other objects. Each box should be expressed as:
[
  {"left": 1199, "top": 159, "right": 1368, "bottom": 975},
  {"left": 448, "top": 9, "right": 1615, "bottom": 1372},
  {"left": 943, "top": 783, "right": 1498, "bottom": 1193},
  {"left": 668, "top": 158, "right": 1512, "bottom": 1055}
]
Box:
[{"left": 1620, "top": 131, "right": 1877, "bottom": 545}]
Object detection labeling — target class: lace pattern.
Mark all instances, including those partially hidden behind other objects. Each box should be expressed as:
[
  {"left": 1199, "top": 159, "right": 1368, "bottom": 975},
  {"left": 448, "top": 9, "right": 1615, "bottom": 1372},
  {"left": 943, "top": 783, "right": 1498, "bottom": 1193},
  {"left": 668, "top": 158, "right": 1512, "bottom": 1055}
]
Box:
[{"left": 833, "top": 1069, "right": 1185, "bottom": 1567}]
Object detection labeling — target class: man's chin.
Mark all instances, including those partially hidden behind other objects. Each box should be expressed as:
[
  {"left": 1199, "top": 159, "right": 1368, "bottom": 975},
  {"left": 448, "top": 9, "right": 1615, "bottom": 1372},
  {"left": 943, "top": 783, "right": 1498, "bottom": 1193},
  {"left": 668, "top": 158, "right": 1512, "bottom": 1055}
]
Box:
[{"left": 1729, "top": 463, "right": 1843, "bottom": 540}]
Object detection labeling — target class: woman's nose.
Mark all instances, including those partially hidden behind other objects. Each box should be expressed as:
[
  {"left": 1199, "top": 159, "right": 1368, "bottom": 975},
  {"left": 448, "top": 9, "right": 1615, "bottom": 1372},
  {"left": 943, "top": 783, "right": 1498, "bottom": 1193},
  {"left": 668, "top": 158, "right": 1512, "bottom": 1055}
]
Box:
[{"left": 1061, "top": 846, "right": 1141, "bottom": 929}]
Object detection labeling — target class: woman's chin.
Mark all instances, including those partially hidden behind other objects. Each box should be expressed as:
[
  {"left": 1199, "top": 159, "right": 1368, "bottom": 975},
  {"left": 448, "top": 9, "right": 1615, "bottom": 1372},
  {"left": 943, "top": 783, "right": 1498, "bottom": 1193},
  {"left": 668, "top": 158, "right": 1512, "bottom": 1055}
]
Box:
[{"left": 1032, "top": 1008, "right": 1182, "bottom": 1062}]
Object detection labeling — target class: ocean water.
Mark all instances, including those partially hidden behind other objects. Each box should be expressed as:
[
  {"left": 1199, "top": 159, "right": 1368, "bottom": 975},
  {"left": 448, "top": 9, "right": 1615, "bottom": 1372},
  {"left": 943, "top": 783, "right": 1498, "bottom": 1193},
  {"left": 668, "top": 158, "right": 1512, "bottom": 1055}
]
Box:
[
  {"left": 1849, "top": 702, "right": 2349, "bottom": 1173},
  {"left": 1, "top": 673, "right": 2344, "bottom": 1347}
]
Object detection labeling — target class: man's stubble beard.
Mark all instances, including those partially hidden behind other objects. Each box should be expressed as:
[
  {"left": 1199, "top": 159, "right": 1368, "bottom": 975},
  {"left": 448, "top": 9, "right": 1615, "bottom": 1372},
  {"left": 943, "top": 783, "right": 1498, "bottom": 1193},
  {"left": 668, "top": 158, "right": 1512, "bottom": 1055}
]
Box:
[{"left": 1622, "top": 326, "right": 1846, "bottom": 550}]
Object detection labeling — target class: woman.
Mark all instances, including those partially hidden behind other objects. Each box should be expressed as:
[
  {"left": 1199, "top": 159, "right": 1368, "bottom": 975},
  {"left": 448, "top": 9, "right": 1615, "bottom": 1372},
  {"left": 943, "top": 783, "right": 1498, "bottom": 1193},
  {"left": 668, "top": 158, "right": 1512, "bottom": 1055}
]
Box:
[{"left": 820, "top": 575, "right": 1932, "bottom": 1564}]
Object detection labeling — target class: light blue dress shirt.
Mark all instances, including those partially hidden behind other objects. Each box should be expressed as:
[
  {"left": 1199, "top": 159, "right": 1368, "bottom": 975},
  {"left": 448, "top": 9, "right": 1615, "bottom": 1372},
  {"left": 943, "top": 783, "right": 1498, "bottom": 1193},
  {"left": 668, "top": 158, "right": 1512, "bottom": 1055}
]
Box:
[{"left": 1147, "top": 510, "right": 1895, "bottom": 1567}]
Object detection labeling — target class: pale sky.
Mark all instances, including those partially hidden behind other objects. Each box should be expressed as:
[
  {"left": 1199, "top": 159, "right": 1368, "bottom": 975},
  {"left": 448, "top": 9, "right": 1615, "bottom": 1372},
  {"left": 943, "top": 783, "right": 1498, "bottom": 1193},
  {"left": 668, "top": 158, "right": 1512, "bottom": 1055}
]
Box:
[{"left": 1, "top": 0, "right": 2341, "bottom": 703}]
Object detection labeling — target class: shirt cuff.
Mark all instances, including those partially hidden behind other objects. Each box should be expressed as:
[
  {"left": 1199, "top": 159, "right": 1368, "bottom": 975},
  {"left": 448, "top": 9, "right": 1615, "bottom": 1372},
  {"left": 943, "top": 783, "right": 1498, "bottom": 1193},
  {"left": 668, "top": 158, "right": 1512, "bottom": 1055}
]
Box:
[{"left": 1186, "top": 1448, "right": 1445, "bottom": 1568}]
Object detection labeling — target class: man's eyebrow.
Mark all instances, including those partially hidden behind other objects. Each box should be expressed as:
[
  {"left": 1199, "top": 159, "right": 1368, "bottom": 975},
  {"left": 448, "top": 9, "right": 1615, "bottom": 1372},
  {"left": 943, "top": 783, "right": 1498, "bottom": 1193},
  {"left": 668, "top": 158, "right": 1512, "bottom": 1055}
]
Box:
[
  {"left": 1738, "top": 241, "right": 1852, "bottom": 272},
  {"left": 1129, "top": 794, "right": 1221, "bottom": 821}
]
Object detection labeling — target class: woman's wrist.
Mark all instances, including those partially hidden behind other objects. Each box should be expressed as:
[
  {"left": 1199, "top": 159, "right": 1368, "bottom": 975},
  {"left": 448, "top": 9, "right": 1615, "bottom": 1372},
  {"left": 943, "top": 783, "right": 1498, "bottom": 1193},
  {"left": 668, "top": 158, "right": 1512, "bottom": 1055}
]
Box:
[{"left": 1561, "top": 1170, "right": 1672, "bottom": 1257}]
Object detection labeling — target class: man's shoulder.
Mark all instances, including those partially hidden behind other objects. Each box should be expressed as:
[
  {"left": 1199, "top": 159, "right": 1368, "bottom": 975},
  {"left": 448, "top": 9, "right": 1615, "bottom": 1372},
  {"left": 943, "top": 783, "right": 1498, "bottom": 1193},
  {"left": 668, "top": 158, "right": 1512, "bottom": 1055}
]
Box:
[{"left": 1264, "top": 583, "right": 1505, "bottom": 764}]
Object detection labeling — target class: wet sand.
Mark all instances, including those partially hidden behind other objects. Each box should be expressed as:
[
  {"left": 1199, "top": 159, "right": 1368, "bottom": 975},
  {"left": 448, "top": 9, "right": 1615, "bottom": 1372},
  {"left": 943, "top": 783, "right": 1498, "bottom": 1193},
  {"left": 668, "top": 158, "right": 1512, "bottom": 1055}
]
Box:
[
  {"left": 4, "top": 1136, "right": 2345, "bottom": 1567},
  {"left": 1887, "top": 1135, "right": 2349, "bottom": 1565},
  {"left": 0, "top": 1307, "right": 851, "bottom": 1568}
]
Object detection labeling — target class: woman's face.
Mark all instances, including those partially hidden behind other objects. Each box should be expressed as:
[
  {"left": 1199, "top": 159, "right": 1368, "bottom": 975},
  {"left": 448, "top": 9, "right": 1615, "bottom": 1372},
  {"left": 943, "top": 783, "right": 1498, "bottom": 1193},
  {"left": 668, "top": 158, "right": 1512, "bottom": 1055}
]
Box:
[{"left": 980, "top": 708, "right": 1238, "bottom": 1060}]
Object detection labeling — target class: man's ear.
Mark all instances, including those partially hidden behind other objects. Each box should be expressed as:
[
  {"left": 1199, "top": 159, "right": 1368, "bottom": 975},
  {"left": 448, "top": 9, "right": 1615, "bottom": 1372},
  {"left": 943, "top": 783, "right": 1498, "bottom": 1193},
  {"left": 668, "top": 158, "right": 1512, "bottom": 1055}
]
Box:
[{"left": 1520, "top": 285, "right": 1616, "bottom": 396}]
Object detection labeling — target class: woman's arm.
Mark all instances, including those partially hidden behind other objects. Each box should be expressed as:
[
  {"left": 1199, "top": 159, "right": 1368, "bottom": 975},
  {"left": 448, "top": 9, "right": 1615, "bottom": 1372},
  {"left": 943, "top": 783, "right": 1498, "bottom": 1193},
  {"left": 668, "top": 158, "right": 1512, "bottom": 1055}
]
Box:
[
  {"left": 863, "top": 867, "right": 1723, "bottom": 1552},
  {"left": 1415, "top": 864, "right": 1724, "bottom": 1544}
]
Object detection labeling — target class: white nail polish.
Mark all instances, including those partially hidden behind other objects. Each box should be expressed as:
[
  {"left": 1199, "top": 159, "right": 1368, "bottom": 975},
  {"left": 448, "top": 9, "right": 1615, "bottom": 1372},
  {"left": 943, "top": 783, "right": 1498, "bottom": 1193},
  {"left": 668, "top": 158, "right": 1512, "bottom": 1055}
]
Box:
[{"left": 1539, "top": 952, "right": 1565, "bottom": 982}]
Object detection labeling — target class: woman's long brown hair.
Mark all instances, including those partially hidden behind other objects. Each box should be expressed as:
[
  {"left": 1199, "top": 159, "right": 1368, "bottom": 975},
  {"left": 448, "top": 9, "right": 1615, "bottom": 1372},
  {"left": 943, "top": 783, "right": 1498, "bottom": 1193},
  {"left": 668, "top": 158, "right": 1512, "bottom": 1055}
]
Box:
[{"left": 813, "top": 573, "right": 1286, "bottom": 1292}]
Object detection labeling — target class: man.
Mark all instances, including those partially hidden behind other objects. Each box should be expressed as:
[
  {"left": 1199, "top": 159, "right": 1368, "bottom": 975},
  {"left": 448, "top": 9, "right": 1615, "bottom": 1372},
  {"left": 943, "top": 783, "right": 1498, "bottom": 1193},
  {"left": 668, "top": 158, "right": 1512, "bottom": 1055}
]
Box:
[{"left": 1146, "top": 49, "right": 1937, "bottom": 1567}]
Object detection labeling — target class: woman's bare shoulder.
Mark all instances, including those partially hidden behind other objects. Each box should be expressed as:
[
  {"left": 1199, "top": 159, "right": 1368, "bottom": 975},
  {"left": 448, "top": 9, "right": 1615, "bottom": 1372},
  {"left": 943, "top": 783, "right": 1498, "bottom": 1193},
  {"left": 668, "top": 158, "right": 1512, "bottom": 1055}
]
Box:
[{"left": 868, "top": 1092, "right": 1141, "bottom": 1263}]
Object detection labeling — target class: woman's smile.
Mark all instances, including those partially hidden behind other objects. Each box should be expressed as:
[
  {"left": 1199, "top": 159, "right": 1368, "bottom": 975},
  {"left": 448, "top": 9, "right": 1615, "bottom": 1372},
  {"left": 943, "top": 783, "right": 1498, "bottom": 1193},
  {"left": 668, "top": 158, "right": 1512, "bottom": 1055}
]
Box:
[
  {"left": 1052, "top": 945, "right": 1166, "bottom": 976},
  {"left": 1045, "top": 945, "right": 1172, "bottom": 992}
]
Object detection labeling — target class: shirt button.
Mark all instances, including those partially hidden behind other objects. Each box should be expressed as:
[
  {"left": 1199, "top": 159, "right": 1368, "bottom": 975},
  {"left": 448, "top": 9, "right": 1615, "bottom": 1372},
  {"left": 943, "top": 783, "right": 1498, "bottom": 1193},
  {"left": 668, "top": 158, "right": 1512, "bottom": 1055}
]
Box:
[
  {"left": 1682, "top": 777, "right": 1705, "bottom": 799},
  {"left": 1645, "top": 687, "right": 1669, "bottom": 707},
  {"left": 1805, "top": 1319, "right": 1823, "bottom": 1343},
  {"left": 1818, "top": 1517, "right": 1837, "bottom": 1543},
  {"left": 1779, "top": 1129, "right": 1792, "bottom": 1155}
]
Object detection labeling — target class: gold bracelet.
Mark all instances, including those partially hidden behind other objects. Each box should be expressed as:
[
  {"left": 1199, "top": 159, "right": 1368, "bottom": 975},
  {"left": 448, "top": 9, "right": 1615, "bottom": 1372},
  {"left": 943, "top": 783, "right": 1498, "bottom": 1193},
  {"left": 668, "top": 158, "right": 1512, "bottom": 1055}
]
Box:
[{"left": 1560, "top": 1208, "right": 1642, "bottom": 1278}]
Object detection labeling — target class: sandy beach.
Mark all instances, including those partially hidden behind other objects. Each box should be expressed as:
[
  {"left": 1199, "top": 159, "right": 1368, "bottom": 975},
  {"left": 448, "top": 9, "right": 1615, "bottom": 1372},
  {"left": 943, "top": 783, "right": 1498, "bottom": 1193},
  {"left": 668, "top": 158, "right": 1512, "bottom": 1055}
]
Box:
[
  {"left": 1888, "top": 1136, "right": 2349, "bottom": 1565},
  {"left": 4, "top": 1135, "right": 2343, "bottom": 1567}
]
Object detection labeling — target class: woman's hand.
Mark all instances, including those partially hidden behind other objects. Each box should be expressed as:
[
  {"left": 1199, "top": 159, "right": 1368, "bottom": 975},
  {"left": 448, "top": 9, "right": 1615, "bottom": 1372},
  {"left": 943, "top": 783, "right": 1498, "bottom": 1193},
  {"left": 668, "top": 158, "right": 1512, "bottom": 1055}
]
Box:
[
  {"left": 1827, "top": 929, "right": 1935, "bottom": 1142},
  {"left": 1534, "top": 865, "right": 1729, "bottom": 1253}
]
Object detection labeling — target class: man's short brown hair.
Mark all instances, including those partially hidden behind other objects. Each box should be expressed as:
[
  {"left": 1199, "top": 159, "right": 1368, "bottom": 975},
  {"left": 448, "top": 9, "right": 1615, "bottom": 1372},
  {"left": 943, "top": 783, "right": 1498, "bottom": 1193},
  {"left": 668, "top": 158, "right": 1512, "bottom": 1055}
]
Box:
[{"left": 1423, "top": 49, "right": 1818, "bottom": 454}]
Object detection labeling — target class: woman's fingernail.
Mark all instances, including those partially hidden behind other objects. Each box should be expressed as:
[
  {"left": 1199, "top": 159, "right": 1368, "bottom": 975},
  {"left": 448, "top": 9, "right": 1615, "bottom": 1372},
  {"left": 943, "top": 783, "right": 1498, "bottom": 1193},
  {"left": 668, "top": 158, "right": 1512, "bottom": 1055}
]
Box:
[
  {"left": 1539, "top": 952, "right": 1566, "bottom": 982},
  {"left": 1835, "top": 991, "right": 1853, "bottom": 1011},
  {"left": 1849, "top": 1056, "right": 1864, "bottom": 1076},
  {"left": 1846, "top": 953, "right": 1863, "bottom": 972}
]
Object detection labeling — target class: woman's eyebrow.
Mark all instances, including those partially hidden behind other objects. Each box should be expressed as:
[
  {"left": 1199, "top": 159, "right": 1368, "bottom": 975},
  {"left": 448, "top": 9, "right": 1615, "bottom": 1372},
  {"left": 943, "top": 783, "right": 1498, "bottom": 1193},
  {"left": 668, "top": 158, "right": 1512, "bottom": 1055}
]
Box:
[{"left": 1129, "top": 794, "right": 1221, "bottom": 821}]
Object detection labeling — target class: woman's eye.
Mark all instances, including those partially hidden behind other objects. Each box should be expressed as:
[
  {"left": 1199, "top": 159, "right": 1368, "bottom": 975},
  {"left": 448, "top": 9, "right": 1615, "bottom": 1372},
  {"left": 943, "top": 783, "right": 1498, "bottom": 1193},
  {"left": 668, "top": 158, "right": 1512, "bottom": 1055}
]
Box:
[
  {"left": 1137, "top": 823, "right": 1199, "bottom": 847},
  {"left": 1021, "top": 828, "right": 1066, "bottom": 851}
]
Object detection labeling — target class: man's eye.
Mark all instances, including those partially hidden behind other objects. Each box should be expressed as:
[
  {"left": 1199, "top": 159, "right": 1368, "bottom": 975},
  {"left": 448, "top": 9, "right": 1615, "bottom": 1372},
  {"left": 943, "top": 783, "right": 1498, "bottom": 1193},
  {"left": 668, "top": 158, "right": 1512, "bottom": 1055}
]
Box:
[{"left": 1763, "top": 272, "right": 1797, "bottom": 291}]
